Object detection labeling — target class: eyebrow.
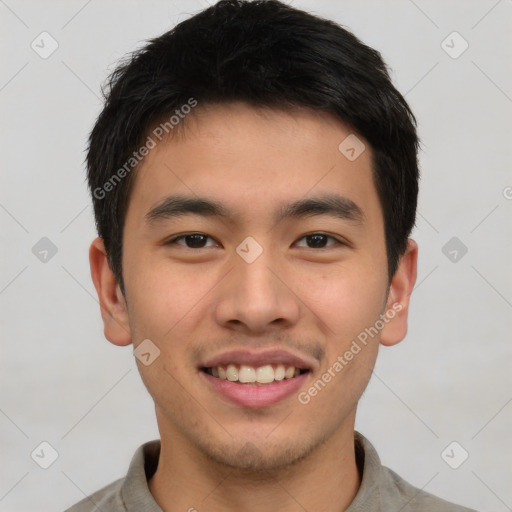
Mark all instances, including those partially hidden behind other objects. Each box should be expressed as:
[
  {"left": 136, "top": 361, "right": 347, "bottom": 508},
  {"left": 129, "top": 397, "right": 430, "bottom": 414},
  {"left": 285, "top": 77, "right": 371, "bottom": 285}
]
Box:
[{"left": 145, "top": 193, "right": 364, "bottom": 226}]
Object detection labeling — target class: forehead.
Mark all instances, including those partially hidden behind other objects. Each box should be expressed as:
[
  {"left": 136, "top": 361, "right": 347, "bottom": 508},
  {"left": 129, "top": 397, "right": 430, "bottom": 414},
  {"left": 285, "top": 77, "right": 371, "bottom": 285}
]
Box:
[{"left": 124, "top": 102, "right": 382, "bottom": 230}]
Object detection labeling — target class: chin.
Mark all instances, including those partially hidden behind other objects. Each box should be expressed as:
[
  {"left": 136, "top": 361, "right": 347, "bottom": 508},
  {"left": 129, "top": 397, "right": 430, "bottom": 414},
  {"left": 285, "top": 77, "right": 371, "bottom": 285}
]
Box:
[{"left": 200, "top": 436, "right": 320, "bottom": 473}]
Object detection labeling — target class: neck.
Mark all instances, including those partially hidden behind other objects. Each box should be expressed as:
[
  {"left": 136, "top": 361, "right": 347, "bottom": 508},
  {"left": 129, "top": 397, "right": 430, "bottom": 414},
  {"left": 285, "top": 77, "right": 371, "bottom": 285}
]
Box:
[{"left": 148, "top": 420, "right": 361, "bottom": 512}]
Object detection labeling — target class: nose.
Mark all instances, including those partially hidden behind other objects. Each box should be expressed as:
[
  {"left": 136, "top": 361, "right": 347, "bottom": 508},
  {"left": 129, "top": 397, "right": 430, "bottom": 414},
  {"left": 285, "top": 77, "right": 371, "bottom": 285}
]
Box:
[{"left": 213, "top": 247, "right": 301, "bottom": 334}]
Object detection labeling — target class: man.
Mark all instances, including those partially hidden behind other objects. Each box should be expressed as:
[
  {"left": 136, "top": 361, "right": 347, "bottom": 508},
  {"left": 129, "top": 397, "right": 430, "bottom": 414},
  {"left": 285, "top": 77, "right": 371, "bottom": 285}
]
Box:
[{"left": 66, "top": 1, "right": 477, "bottom": 510}]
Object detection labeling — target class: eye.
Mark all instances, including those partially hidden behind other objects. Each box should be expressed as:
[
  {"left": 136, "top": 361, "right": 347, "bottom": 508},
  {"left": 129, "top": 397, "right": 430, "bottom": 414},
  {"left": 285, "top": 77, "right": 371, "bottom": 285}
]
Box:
[
  {"left": 294, "top": 233, "right": 343, "bottom": 249},
  {"left": 166, "top": 233, "right": 218, "bottom": 249},
  {"left": 165, "top": 232, "right": 344, "bottom": 250}
]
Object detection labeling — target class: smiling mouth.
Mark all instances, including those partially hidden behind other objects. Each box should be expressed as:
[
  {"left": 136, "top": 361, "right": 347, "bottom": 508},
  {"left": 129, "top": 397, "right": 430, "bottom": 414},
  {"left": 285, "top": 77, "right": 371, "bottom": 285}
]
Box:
[{"left": 201, "top": 364, "right": 310, "bottom": 385}]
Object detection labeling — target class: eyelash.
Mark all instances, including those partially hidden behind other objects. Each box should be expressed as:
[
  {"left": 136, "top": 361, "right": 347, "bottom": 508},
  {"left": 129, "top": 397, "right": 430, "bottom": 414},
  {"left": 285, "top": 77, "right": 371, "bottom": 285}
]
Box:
[{"left": 165, "top": 232, "right": 345, "bottom": 249}]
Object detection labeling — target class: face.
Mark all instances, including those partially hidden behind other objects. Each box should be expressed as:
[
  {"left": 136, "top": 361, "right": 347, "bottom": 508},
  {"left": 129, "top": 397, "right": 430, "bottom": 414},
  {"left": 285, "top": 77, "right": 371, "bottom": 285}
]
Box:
[{"left": 91, "top": 102, "right": 416, "bottom": 472}]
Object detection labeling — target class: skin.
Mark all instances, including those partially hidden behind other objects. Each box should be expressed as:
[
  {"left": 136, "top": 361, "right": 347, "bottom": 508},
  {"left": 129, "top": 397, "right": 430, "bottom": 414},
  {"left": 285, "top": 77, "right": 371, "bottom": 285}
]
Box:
[{"left": 90, "top": 102, "right": 417, "bottom": 512}]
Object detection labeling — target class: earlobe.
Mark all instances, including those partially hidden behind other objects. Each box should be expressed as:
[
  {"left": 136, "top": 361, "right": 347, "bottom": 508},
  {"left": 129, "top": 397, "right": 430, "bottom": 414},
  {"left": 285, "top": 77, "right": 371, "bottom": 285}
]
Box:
[
  {"left": 379, "top": 239, "right": 418, "bottom": 347},
  {"left": 89, "top": 237, "right": 132, "bottom": 347}
]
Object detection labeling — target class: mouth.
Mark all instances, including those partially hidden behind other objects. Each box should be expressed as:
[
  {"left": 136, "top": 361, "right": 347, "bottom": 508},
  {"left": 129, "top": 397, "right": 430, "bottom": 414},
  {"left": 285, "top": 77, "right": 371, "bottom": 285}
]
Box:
[
  {"left": 198, "top": 349, "right": 315, "bottom": 408},
  {"left": 201, "top": 364, "right": 310, "bottom": 385}
]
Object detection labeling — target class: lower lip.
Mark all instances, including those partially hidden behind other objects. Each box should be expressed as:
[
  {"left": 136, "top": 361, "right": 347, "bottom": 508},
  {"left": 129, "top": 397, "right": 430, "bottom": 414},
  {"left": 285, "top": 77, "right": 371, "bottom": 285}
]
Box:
[{"left": 199, "top": 370, "right": 310, "bottom": 408}]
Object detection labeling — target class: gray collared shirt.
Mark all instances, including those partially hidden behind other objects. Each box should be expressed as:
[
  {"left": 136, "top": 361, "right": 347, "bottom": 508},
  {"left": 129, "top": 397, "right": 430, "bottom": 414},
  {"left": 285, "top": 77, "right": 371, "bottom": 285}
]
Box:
[{"left": 64, "top": 431, "right": 477, "bottom": 512}]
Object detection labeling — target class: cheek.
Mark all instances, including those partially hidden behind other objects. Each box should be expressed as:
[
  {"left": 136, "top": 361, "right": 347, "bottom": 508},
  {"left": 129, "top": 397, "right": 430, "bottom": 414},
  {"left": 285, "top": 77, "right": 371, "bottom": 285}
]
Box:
[
  {"left": 125, "top": 260, "right": 201, "bottom": 399},
  {"left": 295, "top": 262, "right": 386, "bottom": 341},
  {"left": 296, "top": 268, "right": 384, "bottom": 416},
  {"left": 124, "top": 254, "right": 229, "bottom": 346}
]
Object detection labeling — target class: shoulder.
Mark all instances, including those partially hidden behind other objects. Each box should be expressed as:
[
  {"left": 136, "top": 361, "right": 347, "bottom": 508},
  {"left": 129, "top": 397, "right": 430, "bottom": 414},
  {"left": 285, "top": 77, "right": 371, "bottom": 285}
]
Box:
[
  {"left": 63, "top": 477, "right": 125, "bottom": 512},
  {"left": 62, "top": 439, "right": 161, "bottom": 512},
  {"left": 353, "top": 432, "right": 479, "bottom": 512},
  {"left": 380, "top": 465, "right": 478, "bottom": 512}
]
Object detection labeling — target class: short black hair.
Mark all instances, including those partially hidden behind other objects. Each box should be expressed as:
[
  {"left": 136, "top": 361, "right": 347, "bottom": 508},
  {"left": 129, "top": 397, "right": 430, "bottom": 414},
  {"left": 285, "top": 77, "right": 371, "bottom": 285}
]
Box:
[{"left": 87, "top": 0, "right": 419, "bottom": 296}]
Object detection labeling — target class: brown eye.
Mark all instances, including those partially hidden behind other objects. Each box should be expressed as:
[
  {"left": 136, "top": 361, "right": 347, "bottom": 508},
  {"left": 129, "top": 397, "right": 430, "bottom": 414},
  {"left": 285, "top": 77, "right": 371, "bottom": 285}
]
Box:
[
  {"left": 167, "top": 233, "right": 217, "bottom": 248},
  {"left": 295, "top": 233, "right": 341, "bottom": 249}
]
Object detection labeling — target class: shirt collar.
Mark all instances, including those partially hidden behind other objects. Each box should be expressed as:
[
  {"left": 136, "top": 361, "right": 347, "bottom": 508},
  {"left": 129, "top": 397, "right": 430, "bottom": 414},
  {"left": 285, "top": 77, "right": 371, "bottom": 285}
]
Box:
[
  {"left": 120, "top": 431, "right": 382, "bottom": 511},
  {"left": 346, "top": 431, "right": 382, "bottom": 511},
  {"left": 121, "top": 438, "right": 162, "bottom": 511}
]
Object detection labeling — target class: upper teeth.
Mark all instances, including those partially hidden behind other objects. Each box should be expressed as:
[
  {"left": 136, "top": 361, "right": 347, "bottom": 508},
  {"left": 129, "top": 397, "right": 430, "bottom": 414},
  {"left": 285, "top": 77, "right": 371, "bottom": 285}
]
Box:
[{"left": 210, "top": 364, "right": 301, "bottom": 384}]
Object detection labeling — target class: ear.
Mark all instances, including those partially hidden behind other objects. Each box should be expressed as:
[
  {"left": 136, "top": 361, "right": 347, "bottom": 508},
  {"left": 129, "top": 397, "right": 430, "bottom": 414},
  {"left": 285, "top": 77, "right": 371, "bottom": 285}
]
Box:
[
  {"left": 89, "top": 237, "right": 132, "bottom": 346},
  {"left": 380, "top": 238, "right": 418, "bottom": 347}
]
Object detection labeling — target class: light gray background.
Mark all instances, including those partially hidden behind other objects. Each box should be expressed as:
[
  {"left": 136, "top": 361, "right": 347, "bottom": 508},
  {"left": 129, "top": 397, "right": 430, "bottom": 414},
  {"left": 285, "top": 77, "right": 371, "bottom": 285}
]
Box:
[{"left": 1, "top": 1, "right": 511, "bottom": 511}]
